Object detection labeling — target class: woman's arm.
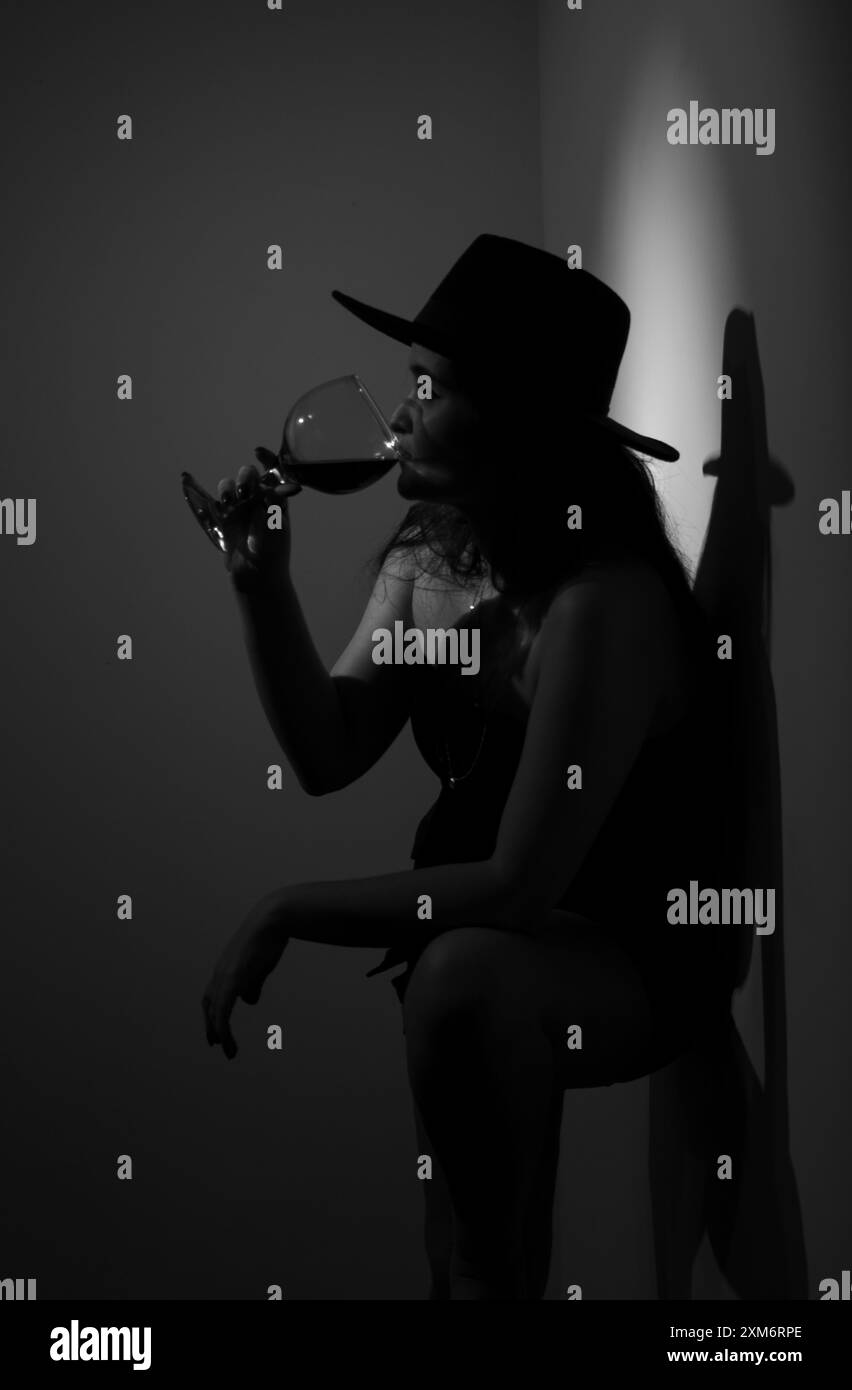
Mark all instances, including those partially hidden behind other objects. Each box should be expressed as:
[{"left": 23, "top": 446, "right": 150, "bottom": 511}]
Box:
[
  {"left": 236, "top": 548, "right": 414, "bottom": 795},
  {"left": 261, "top": 564, "right": 669, "bottom": 946},
  {"left": 204, "top": 857, "right": 531, "bottom": 1057},
  {"left": 204, "top": 567, "right": 670, "bottom": 1057},
  {"left": 264, "top": 858, "right": 522, "bottom": 948}
]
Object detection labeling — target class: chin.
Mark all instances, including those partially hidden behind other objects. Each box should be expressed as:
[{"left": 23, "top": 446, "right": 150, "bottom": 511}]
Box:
[
  {"left": 397, "top": 476, "right": 459, "bottom": 505},
  {"left": 396, "top": 460, "right": 464, "bottom": 504},
  {"left": 397, "top": 465, "right": 436, "bottom": 500},
  {"left": 396, "top": 472, "right": 422, "bottom": 500}
]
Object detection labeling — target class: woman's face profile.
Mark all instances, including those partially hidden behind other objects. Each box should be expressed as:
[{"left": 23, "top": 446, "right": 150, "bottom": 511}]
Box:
[{"left": 389, "top": 342, "right": 488, "bottom": 506}]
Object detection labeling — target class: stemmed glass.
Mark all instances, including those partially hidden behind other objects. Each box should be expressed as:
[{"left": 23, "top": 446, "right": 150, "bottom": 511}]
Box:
[{"left": 181, "top": 374, "right": 403, "bottom": 553}]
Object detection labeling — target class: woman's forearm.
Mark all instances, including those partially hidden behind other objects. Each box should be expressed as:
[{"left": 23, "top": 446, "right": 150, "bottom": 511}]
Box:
[
  {"left": 234, "top": 573, "right": 350, "bottom": 793},
  {"left": 264, "top": 858, "right": 534, "bottom": 949}
]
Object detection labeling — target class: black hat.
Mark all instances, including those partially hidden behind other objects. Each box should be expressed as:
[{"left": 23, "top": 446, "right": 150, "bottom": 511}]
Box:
[{"left": 331, "top": 232, "right": 679, "bottom": 463}]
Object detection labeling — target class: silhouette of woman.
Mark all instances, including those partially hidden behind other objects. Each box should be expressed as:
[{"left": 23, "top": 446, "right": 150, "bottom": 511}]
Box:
[{"left": 201, "top": 236, "right": 743, "bottom": 1300}]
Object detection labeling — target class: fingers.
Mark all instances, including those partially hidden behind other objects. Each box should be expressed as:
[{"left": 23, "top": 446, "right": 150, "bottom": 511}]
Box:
[
  {"left": 217, "top": 460, "right": 301, "bottom": 515},
  {"left": 272, "top": 480, "right": 303, "bottom": 499},
  {"left": 218, "top": 464, "right": 260, "bottom": 510},
  {"left": 201, "top": 993, "right": 217, "bottom": 1046},
  {"left": 203, "top": 981, "right": 240, "bottom": 1060},
  {"left": 214, "top": 985, "right": 239, "bottom": 1060},
  {"left": 217, "top": 477, "right": 237, "bottom": 508},
  {"left": 236, "top": 464, "right": 260, "bottom": 501},
  {"left": 253, "top": 447, "right": 303, "bottom": 499}
]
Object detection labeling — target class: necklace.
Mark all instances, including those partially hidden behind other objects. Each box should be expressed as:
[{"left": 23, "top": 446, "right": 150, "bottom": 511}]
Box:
[
  {"left": 442, "top": 705, "right": 487, "bottom": 789},
  {"left": 440, "top": 578, "right": 517, "bottom": 790}
]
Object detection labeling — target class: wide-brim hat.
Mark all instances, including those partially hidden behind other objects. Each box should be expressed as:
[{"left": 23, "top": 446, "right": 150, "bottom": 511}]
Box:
[{"left": 331, "top": 232, "right": 679, "bottom": 462}]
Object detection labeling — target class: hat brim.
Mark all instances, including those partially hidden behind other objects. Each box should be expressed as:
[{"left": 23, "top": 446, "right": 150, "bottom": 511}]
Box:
[
  {"left": 331, "top": 290, "right": 419, "bottom": 347},
  {"left": 331, "top": 289, "right": 680, "bottom": 462},
  {"left": 331, "top": 289, "right": 464, "bottom": 360},
  {"left": 592, "top": 416, "right": 680, "bottom": 463}
]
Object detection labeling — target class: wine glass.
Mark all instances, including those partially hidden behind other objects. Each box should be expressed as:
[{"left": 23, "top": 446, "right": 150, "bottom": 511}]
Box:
[{"left": 181, "top": 374, "right": 403, "bottom": 553}]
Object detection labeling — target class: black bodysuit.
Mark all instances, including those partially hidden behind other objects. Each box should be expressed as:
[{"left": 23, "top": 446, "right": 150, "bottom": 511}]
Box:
[{"left": 366, "top": 582, "right": 746, "bottom": 1070}]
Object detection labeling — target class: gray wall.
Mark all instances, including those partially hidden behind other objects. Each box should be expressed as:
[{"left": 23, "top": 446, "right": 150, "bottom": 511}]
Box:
[{"left": 1, "top": 0, "right": 541, "bottom": 1298}]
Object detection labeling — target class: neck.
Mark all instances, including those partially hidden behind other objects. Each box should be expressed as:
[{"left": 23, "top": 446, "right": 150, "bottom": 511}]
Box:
[
  {"left": 459, "top": 495, "right": 567, "bottom": 599},
  {"left": 460, "top": 500, "right": 509, "bottom": 576}
]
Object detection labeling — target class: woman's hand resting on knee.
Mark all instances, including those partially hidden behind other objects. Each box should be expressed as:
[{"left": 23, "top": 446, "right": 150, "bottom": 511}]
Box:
[{"left": 202, "top": 896, "right": 290, "bottom": 1060}]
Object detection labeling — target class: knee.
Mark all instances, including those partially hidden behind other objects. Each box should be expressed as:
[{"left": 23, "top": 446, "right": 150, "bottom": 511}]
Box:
[{"left": 402, "top": 926, "right": 524, "bottom": 1041}]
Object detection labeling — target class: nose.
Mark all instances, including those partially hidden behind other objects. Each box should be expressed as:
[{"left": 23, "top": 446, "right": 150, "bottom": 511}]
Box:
[{"left": 388, "top": 397, "right": 414, "bottom": 439}]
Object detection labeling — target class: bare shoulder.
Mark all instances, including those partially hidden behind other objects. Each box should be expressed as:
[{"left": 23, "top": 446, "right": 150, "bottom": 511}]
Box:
[
  {"left": 409, "top": 549, "right": 485, "bottom": 628},
  {"left": 379, "top": 543, "right": 420, "bottom": 583},
  {"left": 530, "top": 559, "right": 686, "bottom": 729},
  {"left": 544, "top": 558, "right": 678, "bottom": 638},
  {"left": 381, "top": 540, "right": 451, "bottom": 590}
]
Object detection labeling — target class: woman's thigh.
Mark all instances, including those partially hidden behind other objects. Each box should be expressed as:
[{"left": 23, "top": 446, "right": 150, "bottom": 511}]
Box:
[
  {"left": 403, "top": 911, "right": 661, "bottom": 1090},
  {"left": 531, "top": 911, "right": 663, "bottom": 1086}
]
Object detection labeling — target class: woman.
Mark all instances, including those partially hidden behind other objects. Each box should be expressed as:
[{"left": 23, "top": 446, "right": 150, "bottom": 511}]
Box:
[{"left": 201, "top": 236, "right": 741, "bottom": 1300}]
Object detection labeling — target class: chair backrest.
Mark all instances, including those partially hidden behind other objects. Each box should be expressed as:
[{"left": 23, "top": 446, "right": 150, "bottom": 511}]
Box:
[
  {"left": 648, "top": 309, "right": 807, "bottom": 1302},
  {"left": 692, "top": 306, "right": 794, "bottom": 1141}
]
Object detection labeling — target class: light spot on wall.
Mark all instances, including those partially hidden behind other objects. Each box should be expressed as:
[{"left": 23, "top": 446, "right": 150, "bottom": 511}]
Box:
[{"left": 598, "top": 37, "right": 746, "bottom": 575}]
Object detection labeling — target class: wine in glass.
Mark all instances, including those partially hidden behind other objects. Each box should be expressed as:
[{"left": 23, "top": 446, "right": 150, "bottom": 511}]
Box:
[{"left": 181, "top": 373, "right": 403, "bottom": 553}]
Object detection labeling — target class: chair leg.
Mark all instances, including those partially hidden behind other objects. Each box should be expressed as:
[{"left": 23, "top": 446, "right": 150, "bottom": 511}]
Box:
[
  {"left": 703, "top": 1018, "right": 809, "bottom": 1299},
  {"left": 650, "top": 1015, "right": 809, "bottom": 1301},
  {"left": 649, "top": 1050, "right": 714, "bottom": 1300}
]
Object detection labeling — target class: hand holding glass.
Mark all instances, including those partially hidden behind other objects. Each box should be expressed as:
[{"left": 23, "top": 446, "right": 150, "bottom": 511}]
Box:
[{"left": 181, "top": 374, "right": 403, "bottom": 553}]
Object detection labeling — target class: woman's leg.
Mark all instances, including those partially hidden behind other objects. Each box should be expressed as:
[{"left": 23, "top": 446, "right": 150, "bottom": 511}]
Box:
[
  {"left": 410, "top": 1097, "right": 454, "bottom": 1299},
  {"left": 522, "top": 1083, "right": 564, "bottom": 1299},
  {"left": 412, "top": 1074, "right": 564, "bottom": 1299},
  {"left": 402, "top": 913, "right": 659, "bottom": 1299}
]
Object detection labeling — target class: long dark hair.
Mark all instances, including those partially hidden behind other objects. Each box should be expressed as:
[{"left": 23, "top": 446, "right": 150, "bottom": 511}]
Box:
[{"left": 369, "top": 398, "right": 710, "bottom": 656}]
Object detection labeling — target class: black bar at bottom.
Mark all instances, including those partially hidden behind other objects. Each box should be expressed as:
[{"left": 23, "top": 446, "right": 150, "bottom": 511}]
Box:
[{"left": 0, "top": 1299, "right": 847, "bottom": 1377}]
